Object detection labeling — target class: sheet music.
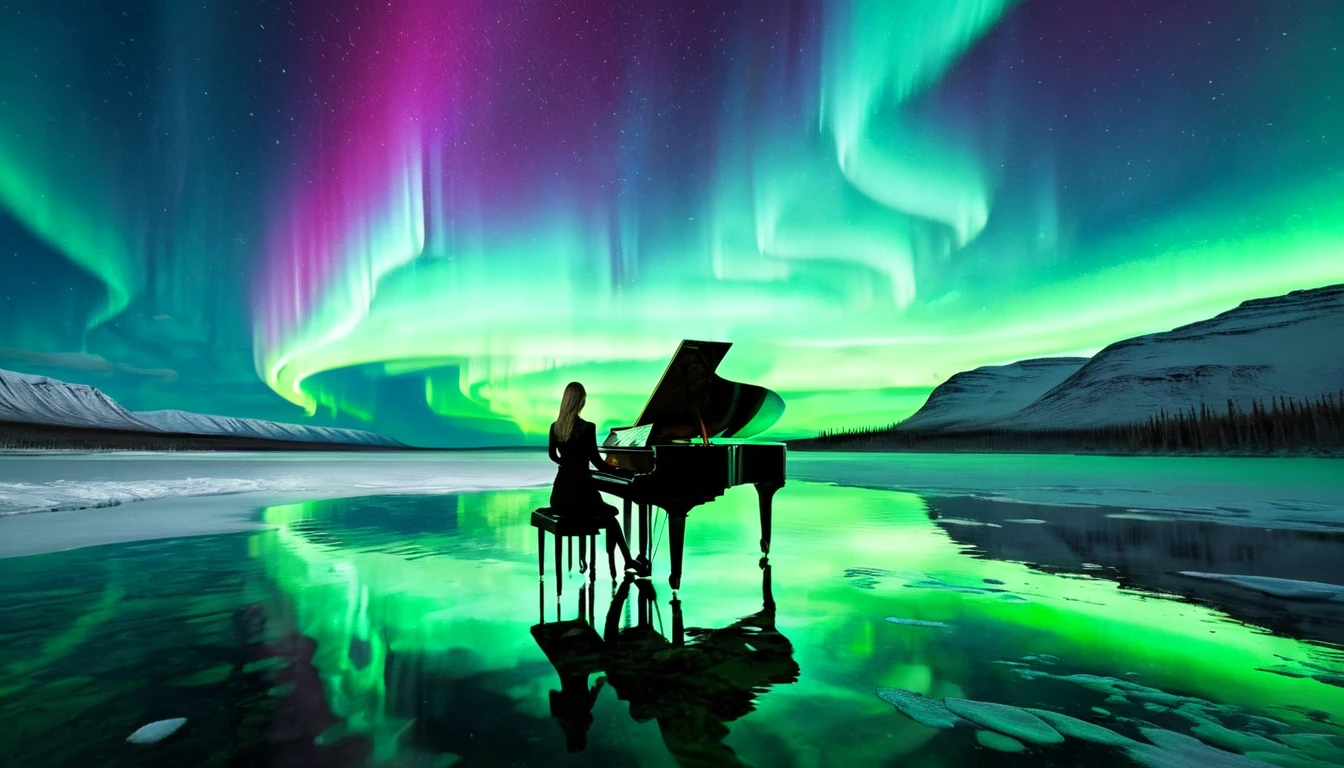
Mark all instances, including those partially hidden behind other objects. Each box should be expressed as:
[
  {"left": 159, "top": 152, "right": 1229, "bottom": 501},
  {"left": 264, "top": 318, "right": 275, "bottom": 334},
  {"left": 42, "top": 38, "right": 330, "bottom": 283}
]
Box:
[{"left": 606, "top": 423, "right": 653, "bottom": 447}]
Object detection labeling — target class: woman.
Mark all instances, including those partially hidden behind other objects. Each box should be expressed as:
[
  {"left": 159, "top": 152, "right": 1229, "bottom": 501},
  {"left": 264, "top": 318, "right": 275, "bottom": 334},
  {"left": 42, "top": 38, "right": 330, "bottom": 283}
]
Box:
[{"left": 549, "top": 381, "right": 649, "bottom": 577}]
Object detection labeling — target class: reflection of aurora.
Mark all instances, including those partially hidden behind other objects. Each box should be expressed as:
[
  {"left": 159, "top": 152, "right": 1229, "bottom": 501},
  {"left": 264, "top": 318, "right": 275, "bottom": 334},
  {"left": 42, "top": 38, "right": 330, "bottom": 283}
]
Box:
[{"left": 254, "top": 485, "right": 1344, "bottom": 764}]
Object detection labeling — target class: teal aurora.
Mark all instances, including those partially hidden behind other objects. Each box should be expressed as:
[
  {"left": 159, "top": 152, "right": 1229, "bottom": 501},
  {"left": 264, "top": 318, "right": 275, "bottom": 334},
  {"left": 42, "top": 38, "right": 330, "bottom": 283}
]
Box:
[{"left": 1, "top": 0, "right": 1342, "bottom": 446}]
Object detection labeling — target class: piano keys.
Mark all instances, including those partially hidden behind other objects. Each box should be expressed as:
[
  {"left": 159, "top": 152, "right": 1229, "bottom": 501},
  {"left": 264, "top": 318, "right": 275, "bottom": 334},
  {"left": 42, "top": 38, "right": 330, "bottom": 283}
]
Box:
[{"left": 591, "top": 339, "right": 786, "bottom": 590}]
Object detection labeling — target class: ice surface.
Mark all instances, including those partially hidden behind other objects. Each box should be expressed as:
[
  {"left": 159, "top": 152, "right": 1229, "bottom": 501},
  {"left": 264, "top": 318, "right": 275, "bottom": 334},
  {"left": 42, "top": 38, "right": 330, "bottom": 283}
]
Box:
[
  {"left": 934, "top": 517, "right": 1002, "bottom": 527},
  {"left": 1131, "top": 728, "right": 1275, "bottom": 768},
  {"left": 0, "top": 452, "right": 553, "bottom": 518},
  {"left": 0, "top": 476, "right": 290, "bottom": 515},
  {"left": 943, "top": 698, "right": 1064, "bottom": 744},
  {"left": 1011, "top": 658, "right": 1339, "bottom": 767},
  {"left": 0, "top": 452, "right": 555, "bottom": 558},
  {"left": 905, "top": 578, "right": 996, "bottom": 595},
  {"left": 879, "top": 664, "right": 1331, "bottom": 767},
  {"left": 1278, "top": 734, "right": 1344, "bottom": 762},
  {"left": 875, "top": 688, "right": 966, "bottom": 729},
  {"left": 1177, "top": 572, "right": 1344, "bottom": 601},
  {"left": 126, "top": 717, "right": 186, "bottom": 745},
  {"left": 1027, "top": 708, "right": 1136, "bottom": 747},
  {"left": 975, "top": 730, "right": 1025, "bottom": 752},
  {"left": 884, "top": 617, "right": 948, "bottom": 628},
  {"left": 789, "top": 453, "right": 1344, "bottom": 532}
]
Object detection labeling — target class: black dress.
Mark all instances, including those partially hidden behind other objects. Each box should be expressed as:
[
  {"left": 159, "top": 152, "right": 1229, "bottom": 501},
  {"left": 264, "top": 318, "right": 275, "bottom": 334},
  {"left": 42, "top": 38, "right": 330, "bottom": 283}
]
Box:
[{"left": 548, "top": 418, "right": 618, "bottom": 518}]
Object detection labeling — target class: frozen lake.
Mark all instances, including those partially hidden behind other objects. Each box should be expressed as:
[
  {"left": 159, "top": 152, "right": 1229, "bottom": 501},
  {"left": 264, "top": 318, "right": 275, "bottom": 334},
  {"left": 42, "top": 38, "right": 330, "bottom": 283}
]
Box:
[{"left": 1, "top": 451, "right": 1343, "bottom": 766}]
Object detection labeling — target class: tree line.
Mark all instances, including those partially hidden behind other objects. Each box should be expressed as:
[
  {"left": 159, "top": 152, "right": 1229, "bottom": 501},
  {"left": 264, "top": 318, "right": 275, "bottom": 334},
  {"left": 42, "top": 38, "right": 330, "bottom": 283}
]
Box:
[{"left": 798, "top": 391, "right": 1344, "bottom": 456}]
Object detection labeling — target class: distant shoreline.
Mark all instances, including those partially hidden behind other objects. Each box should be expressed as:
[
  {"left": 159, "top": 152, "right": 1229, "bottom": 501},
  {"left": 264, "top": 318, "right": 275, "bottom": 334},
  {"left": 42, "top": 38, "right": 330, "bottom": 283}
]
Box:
[
  {"left": 787, "top": 442, "right": 1344, "bottom": 459},
  {"left": 0, "top": 420, "right": 409, "bottom": 452},
  {"left": 0, "top": 420, "right": 546, "bottom": 453}
]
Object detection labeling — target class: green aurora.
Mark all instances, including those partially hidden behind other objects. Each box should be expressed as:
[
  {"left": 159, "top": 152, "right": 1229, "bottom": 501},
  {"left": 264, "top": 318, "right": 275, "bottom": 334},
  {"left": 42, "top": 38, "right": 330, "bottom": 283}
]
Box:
[{"left": 1, "top": 0, "right": 1342, "bottom": 445}]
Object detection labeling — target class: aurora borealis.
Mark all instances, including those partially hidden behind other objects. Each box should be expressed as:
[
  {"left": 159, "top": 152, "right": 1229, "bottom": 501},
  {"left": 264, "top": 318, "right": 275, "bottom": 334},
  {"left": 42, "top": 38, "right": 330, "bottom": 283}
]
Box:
[{"left": 2, "top": 1, "right": 1342, "bottom": 446}]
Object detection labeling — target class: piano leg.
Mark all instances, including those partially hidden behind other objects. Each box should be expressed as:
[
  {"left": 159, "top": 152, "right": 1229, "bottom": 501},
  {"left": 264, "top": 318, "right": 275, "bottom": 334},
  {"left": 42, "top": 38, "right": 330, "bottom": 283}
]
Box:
[
  {"left": 671, "top": 596, "right": 685, "bottom": 647},
  {"left": 756, "top": 483, "right": 781, "bottom": 555},
  {"left": 623, "top": 499, "right": 632, "bottom": 546},
  {"left": 554, "top": 536, "right": 564, "bottom": 597},
  {"left": 762, "top": 558, "right": 775, "bottom": 615},
  {"left": 638, "top": 503, "right": 650, "bottom": 560},
  {"left": 667, "top": 507, "right": 689, "bottom": 591}
]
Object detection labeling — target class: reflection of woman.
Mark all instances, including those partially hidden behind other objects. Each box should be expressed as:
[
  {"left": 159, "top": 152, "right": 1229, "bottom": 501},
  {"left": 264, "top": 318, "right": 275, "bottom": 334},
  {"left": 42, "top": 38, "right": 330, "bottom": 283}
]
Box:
[
  {"left": 549, "top": 381, "right": 649, "bottom": 577},
  {"left": 549, "top": 673, "right": 605, "bottom": 753}
]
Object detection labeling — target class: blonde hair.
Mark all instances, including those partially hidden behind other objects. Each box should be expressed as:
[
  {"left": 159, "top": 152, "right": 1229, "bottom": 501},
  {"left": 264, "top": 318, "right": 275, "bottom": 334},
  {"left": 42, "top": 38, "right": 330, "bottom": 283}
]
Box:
[{"left": 554, "top": 381, "right": 587, "bottom": 442}]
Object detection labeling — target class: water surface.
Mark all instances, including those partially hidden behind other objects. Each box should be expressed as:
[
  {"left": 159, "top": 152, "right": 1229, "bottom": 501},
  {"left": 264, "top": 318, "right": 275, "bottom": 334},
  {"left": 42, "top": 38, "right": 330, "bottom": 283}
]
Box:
[{"left": 3, "top": 477, "right": 1343, "bottom": 766}]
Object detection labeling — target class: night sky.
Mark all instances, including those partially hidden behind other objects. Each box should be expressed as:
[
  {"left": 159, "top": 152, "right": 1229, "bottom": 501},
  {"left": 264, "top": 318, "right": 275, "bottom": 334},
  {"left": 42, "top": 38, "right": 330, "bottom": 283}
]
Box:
[{"left": 1, "top": 0, "right": 1341, "bottom": 446}]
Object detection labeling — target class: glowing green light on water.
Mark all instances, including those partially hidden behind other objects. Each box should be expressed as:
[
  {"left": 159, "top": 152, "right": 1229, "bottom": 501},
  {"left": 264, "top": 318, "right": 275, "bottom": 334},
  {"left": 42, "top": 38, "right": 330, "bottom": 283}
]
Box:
[{"left": 253, "top": 484, "right": 1344, "bottom": 764}]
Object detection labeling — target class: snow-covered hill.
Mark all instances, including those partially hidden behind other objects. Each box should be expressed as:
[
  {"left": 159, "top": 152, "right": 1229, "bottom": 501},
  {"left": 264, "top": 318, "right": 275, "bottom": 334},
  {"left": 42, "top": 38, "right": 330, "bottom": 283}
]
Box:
[
  {"left": 1, "top": 368, "right": 403, "bottom": 447},
  {"left": 998, "top": 284, "right": 1344, "bottom": 430},
  {"left": 136, "top": 410, "right": 401, "bottom": 447},
  {"left": 0, "top": 370, "right": 157, "bottom": 431},
  {"left": 897, "top": 358, "right": 1088, "bottom": 432}
]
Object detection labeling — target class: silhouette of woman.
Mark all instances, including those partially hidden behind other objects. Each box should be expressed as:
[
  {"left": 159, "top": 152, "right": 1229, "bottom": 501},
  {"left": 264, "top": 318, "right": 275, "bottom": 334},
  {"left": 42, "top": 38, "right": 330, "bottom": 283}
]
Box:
[
  {"left": 549, "top": 674, "right": 604, "bottom": 753},
  {"left": 549, "top": 381, "right": 649, "bottom": 577}
]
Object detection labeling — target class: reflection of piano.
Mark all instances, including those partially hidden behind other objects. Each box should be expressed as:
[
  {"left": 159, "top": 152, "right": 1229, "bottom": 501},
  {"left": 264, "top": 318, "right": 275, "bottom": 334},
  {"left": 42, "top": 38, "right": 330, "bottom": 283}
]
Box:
[
  {"left": 530, "top": 564, "right": 798, "bottom": 765},
  {"left": 593, "top": 340, "right": 787, "bottom": 590}
]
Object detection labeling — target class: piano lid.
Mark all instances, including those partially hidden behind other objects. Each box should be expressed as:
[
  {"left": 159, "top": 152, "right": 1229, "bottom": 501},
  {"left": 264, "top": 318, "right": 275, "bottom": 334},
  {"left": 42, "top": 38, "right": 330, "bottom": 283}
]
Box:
[{"left": 615, "top": 339, "right": 784, "bottom": 444}]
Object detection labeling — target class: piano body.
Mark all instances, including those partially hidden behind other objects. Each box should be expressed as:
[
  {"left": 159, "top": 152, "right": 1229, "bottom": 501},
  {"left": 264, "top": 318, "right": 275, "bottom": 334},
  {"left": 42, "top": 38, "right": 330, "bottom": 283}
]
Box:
[{"left": 593, "top": 340, "right": 786, "bottom": 590}]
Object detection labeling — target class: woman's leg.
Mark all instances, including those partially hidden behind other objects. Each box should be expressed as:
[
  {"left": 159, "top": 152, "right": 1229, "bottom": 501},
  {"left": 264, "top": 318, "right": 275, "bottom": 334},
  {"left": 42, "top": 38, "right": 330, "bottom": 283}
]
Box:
[
  {"left": 589, "top": 499, "right": 648, "bottom": 575},
  {"left": 596, "top": 517, "right": 653, "bottom": 576},
  {"left": 600, "top": 517, "right": 634, "bottom": 562}
]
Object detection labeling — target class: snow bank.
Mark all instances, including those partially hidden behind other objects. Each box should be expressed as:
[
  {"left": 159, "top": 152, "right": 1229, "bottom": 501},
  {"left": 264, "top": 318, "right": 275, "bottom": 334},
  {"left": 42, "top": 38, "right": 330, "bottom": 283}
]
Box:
[{"left": 0, "top": 452, "right": 555, "bottom": 518}]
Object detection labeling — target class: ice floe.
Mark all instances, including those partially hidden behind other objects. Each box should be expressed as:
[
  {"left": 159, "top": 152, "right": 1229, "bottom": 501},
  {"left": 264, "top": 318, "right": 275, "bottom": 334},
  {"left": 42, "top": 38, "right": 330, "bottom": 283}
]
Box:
[
  {"left": 876, "top": 652, "right": 1344, "bottom": 767},
  {"left": 1176, "top": 572, "right": 1344, "bottom": 602},
  {"left": 884, "top": 617, "right": 949, "bottom": 628},
  {"left": 975, "top": 730, "right": 1025, "bottom": 752},
  {"left": 935, "top": 517, "right": 1002, "bottom": 527},
  {"left": 1028, "top": 708, "right": 1137, "bottom": 747},
  {"left": 876, "top": 688, "right": 966, "bottom": 729},
  {"left": 126, "top": 717, "right": 186, "bottom": 745},
  {"left": 788, "top": 453, "right": 1344, "bottom": 533},
  {"left": 0, "top": 452, "right": 555, "bottom": 518},
  {"left": 943, "top": 698, "right": 1064, "bottom": 745}
]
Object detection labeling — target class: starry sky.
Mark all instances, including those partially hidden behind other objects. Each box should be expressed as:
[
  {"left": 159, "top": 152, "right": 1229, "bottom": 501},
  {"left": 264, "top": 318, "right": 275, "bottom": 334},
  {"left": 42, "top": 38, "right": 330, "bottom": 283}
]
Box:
[{"left": 1, "top": 0, "right": 1341, "bottom": 447}]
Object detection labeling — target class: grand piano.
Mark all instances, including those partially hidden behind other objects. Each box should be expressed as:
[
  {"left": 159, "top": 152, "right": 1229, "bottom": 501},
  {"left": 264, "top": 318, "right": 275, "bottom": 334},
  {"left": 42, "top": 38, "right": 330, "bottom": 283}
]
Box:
[{"left": 593, "top": 339, "right": 787, "bottom": 590}]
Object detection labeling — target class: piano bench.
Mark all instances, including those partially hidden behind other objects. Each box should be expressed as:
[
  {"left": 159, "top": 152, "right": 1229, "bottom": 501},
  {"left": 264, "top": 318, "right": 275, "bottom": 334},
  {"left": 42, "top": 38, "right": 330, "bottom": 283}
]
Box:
[{"left": 531, "top": 508, "right": 618, "bottom": 595}]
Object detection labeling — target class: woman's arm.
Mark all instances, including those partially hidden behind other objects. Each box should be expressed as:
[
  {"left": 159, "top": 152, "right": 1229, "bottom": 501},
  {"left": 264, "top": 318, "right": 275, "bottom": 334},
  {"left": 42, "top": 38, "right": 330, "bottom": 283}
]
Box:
[
  {"left": 586, "top": 422, "right": 610, "bottom": 472},
  {"left": 548, "top": 423, "right": 561, "bottom": 464}
]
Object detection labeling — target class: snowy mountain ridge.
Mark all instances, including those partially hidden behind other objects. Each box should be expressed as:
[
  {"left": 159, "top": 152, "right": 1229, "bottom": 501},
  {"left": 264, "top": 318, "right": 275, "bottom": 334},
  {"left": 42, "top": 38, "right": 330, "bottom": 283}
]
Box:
[
  {"left": 0, "top": 368, "right": 402, "bottom": 447},
  {"left": 135, "top": 410, "right": 402, "bottom": 447},
  {"left": 896, "top": 357, "right": 1088, "bottom": 432},
  {"left": 900, "top": 283, "right": 1344, "bottom": 432},
  {"left": 0, "top": 370, "right": 157, "bottom": 432}
]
